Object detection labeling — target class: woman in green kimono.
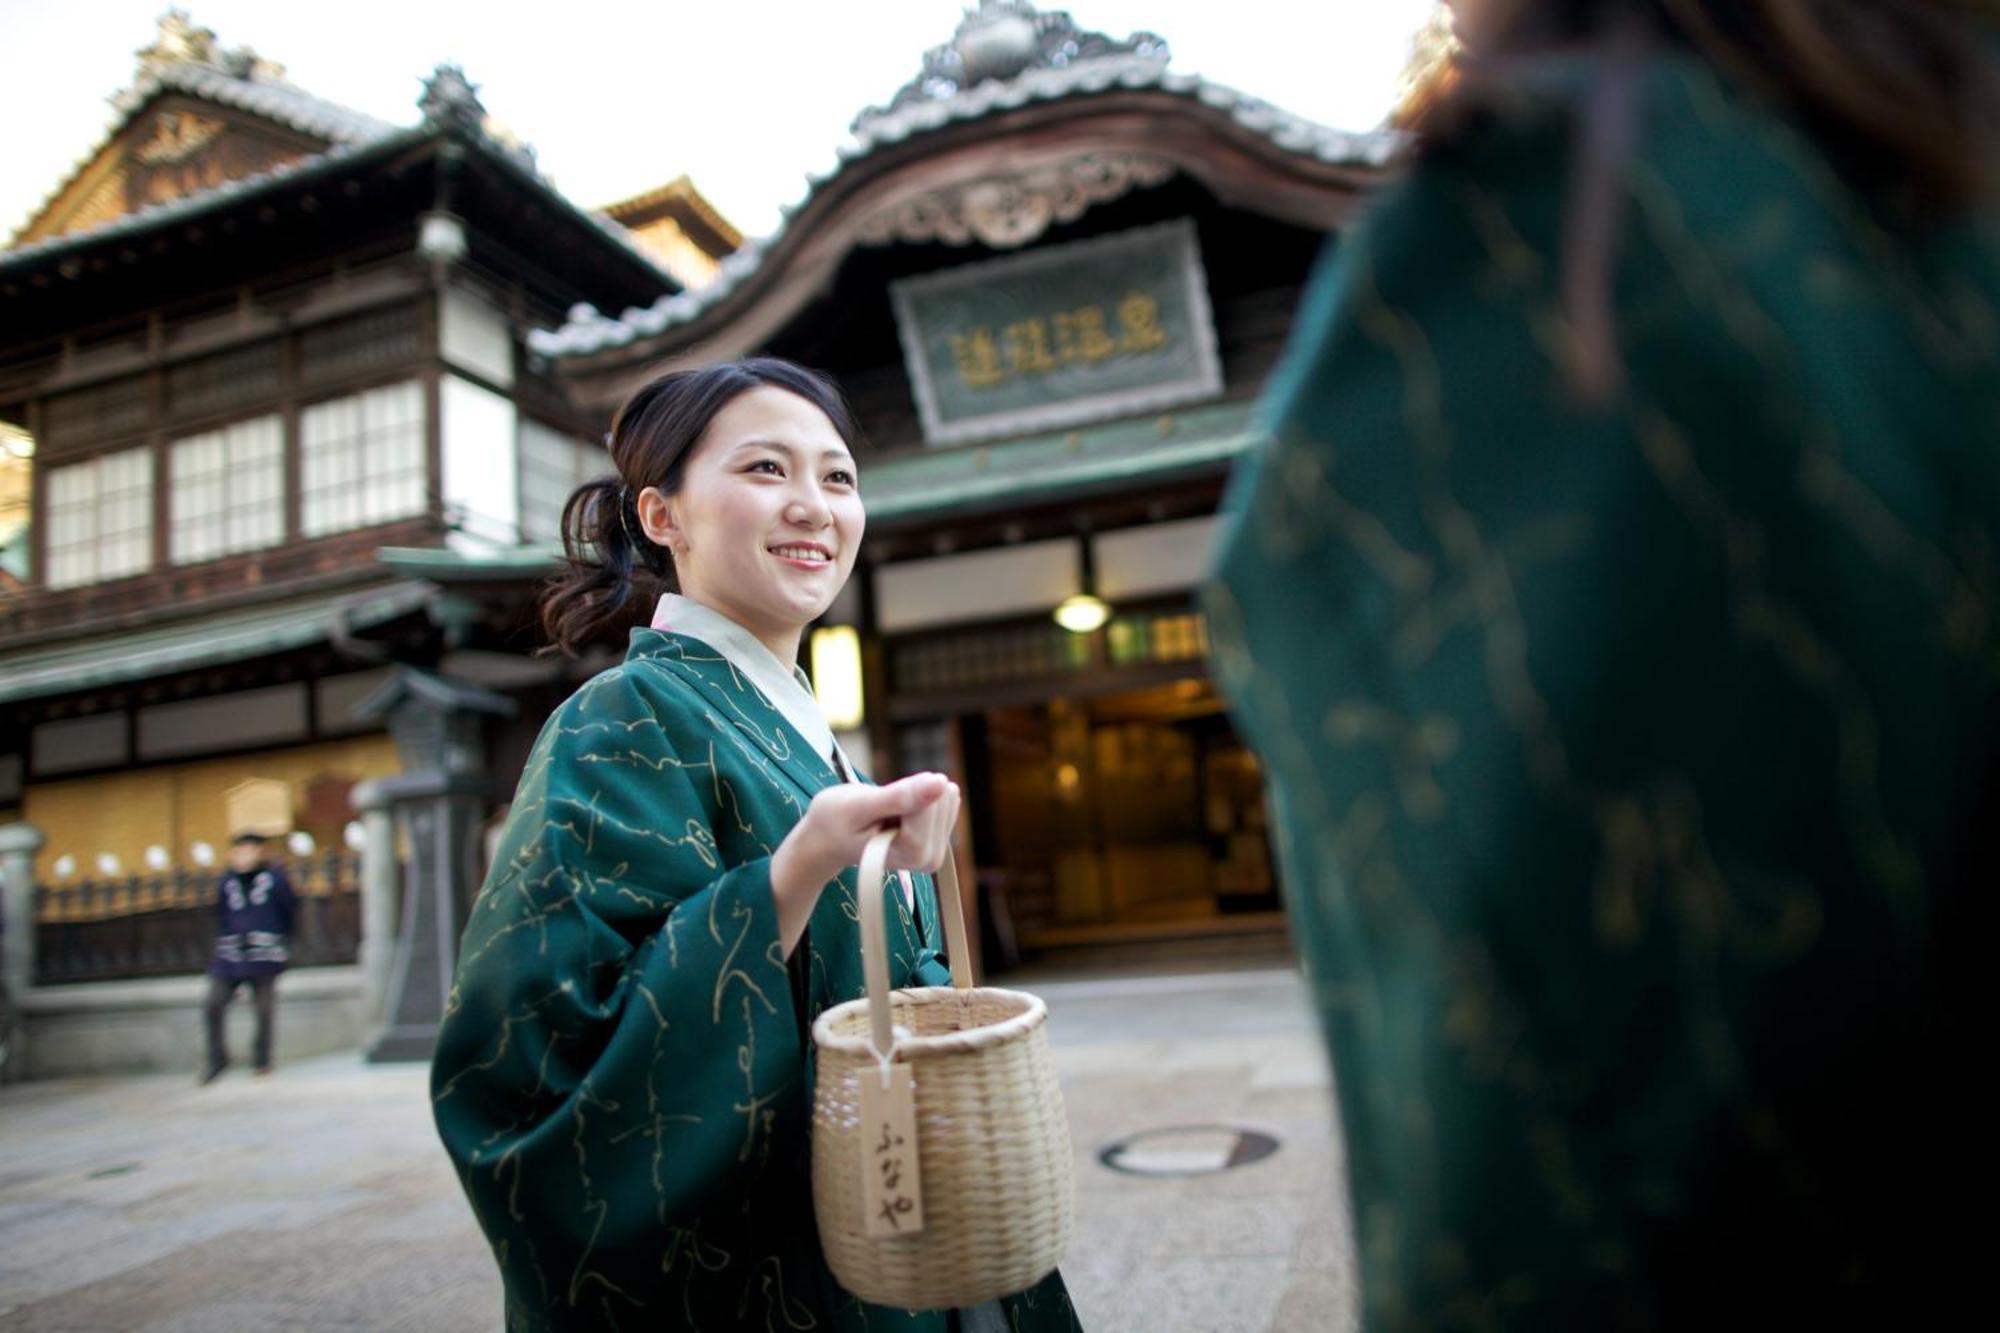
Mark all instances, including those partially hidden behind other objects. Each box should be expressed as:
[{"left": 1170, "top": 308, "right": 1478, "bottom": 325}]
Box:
[
  {"left": 1210, "top": 2, "right": 1994, "bottom": 1330},
  {"left": 433, "top": 359, "right": 1080, "bottom": 1332}
]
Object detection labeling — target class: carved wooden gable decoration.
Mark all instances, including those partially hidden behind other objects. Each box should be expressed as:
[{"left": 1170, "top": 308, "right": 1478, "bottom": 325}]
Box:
[
  {"left": 10, "top": 12, "right": 390, "bottom": 251},
  {"left": 14, "top": 95, "right": 331, "bottom": 248}
]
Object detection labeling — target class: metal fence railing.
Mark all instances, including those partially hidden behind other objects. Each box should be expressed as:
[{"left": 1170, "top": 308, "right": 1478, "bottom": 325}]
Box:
[{"left": 32, "top": 852, "right": 362, "bottom": 985}]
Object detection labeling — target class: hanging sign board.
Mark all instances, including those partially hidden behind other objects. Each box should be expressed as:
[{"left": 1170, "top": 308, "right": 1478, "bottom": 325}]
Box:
[
  {"left": 224, "top": 777, "right": 292, "bottom": 838},
  {"left": 891, "top": 218, "right": 1224, "bottom": 446}
]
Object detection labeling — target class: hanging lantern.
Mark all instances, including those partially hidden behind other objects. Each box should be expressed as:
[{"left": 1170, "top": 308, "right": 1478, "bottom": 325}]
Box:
[{"left": 1054, "top": 594, "right": 1110, "bottom": 633}]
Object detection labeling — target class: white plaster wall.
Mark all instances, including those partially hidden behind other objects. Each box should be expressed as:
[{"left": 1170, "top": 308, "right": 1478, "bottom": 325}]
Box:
[
  {"left": 314, "top": 669, "right": 395, "bottom": 735},
  {"left": 440, "top": 374, "right": 520, "bottom": 552},
  {"left": 137, "top": 684, "right": 309, "bottom": 760},
  {"left": 1094, "top": 515, "right": 1223, "bottom": 601},
  {"left": 30, "top": 715, "right": 129, "bottom": 776},
  {"left": 875, "top": 539, "right": 1081, "bottom": 633},
  {"left": 438, "top": 286, "right": 514, "bottom": 388}
]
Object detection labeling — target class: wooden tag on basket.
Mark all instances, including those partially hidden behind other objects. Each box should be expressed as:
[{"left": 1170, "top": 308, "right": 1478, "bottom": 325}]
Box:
[{"left": 860, "top": 1064, "right": 925, "bottom": 1238}]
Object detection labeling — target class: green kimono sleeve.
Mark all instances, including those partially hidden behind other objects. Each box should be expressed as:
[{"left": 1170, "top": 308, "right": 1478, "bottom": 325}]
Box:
[
  {"left": 431, "top": 663, "right": 803, "bottom": 1320},
  {"left": 1210, "top": 55, "right": 1991, "bottom": 1333}
]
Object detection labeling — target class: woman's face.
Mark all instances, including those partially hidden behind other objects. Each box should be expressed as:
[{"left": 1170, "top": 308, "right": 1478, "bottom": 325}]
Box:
[{"left": 637, "top": 384, "right": 863, "bottom": 654}]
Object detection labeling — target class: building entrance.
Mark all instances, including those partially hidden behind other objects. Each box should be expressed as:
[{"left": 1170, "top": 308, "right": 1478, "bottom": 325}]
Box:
[{"left": 966, "top": 678, "right": 1278, "bottom": 950}]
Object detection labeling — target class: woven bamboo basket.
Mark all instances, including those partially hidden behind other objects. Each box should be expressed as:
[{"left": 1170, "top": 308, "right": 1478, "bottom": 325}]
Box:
[{"left": 811, "top": 827, "right": 1074, "bottom": 1310}]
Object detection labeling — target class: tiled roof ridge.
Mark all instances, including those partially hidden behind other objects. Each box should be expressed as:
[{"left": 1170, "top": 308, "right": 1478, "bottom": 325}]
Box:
[
  {"left": 114, "top": 60, "right": 396, "bottom": 144},
  {"left": 532, "top": 61, "right": 1401, "bottom": 359}
]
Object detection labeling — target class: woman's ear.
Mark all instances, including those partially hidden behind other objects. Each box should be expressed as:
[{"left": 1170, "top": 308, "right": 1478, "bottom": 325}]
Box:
[{"left": 634, "top": 486, "right": 682, "bottom": 552}]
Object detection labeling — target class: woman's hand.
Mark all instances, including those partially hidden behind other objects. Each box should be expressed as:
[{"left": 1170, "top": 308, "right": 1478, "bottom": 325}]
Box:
[{"left": 769, "top": 772, "right": 961, "bottom": 956}]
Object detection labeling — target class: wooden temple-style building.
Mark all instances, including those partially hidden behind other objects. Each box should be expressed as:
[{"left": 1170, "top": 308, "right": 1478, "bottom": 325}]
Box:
[
  {"left": 0, "top": 2, "right": 1398, "bottom": 1082},
  {"left": 534, "top": 0, "right": 1397, "bottom": 959},
  {"left": 0, "top": 12, "right": 735, "bottom": 1075}
]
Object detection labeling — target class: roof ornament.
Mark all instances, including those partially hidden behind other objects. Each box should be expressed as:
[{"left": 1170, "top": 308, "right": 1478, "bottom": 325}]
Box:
[
  {"left": 136, "top": 8, "right": 287, "bottom": 83},
  {"left": 853, "top": 0, "right": 1168, "bottom": 135},
  {"left": 419, "top": 64, "right": 488, "bottom": 136},
  {"left": 856, "top": 151, "right": 1174, "bottom": 250}
]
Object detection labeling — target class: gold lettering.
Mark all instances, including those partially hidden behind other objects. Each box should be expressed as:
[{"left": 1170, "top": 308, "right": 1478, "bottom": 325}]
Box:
[
  {"left": 946, "top": 293, "right": 1171, "bottom": 390},
  {"left": 1116, "top": 292, "right": 1169, "bottom": 352},
  {"left": 1062, "top": 305, "right": 1117, "bottom": 363},
  {"left": 948, "top": 328, "right": 1006, "bottom": 389},
  {"left": 1004, "top": 318, "right": 1058, "bottom": 374}
]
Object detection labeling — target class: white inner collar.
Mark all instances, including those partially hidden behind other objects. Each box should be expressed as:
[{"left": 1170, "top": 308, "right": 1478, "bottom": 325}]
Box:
[{"left": 650, "top": 592, "right": 838, "bottom": 769}]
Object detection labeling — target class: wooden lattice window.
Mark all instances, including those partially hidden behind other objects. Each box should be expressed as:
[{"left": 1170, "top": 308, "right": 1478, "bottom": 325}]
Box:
[
  {"left": 42, "top": 376, "right": 150, "bottom": 448},
  {"left": 517, "top": 418, "right": 603, "bottom": 542},
  {"left": 169, "top": 414, "right": 284, "bottom": 563},
  {"left": 165, "top": 342, "right": 282, "bottom": 422},
  {"left": 45, "top": 445, "right": 154, "bottom": 588},
  {"left": 298, "top": 306, "right": 422, "bottom": 386},
  {"left": 300, "top": 381, "right": 426, "bottom": 536}
]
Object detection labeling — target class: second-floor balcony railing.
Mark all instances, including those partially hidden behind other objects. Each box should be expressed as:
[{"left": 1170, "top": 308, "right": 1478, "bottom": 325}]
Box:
[{"left": 31, "top": 851, "right": 362, "bottom": 985}]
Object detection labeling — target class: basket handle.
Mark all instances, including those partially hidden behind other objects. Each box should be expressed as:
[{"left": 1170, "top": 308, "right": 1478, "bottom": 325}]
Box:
[{"left": 858, "top": 821, "right": 975, "bottom": 1061}]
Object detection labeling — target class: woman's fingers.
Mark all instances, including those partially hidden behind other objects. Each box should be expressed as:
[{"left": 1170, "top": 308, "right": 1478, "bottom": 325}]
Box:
[
  {"left": 869, "top": 772, "right": 950, "bottom": 823},
  {"left": 888, "top": 780, "right": 959, "bottom": 871},
  {"left": 806, "top": 773, "right": 961, "bottom": 872}
]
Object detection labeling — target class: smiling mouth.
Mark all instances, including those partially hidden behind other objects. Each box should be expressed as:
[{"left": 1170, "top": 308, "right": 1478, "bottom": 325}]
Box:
[{"left": 769, "top": 543, "right": 833, "bottom": 566}]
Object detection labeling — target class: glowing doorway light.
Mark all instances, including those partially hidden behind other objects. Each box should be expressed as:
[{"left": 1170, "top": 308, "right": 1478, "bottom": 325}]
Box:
[
  {"left": 1054, "top": 594, "right": 1110, "bottom": 634},
  {"left": 810, "top": 625, "right": 866, "bottom": 730}
]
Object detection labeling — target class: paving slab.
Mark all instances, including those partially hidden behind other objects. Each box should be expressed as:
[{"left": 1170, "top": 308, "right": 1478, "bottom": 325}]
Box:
[{"left": 0, "top": 967, "right": 1356, "bottom": 1332}]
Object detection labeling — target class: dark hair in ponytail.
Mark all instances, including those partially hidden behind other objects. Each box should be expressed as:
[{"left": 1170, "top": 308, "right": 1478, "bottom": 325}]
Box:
[{"left": 539, "top": 357, "right": 865, "bottom": 656}]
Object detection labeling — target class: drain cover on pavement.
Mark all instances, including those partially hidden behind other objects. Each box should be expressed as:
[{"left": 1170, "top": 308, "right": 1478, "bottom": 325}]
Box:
[{"left": 1098, "top": 1125, "right": 1280, "bottom": 1177}]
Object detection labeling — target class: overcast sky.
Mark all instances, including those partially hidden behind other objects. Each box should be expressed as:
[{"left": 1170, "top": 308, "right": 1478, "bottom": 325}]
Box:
[{"left": 2, "top": 1, "right": 1437, "bottom": 243}]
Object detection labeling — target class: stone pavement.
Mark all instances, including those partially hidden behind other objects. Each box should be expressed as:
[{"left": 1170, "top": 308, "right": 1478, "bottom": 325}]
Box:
[{"left": 0, "top": 967, "right": 1356, "bottom": 1332}]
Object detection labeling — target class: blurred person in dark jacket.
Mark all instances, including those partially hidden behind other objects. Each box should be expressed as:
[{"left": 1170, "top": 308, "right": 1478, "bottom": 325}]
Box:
[
  {"left": 1209, "top": 1, "right": 1997, "bottom": 1328},
  {"left": 201, "top": 831, "right": 297, "bottom": 1083}
]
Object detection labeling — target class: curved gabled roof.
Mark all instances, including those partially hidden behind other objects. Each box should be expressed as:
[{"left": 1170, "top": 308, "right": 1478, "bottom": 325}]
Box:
[{"left": 532, "top": 18, "right": 1400, "bottom": 361}]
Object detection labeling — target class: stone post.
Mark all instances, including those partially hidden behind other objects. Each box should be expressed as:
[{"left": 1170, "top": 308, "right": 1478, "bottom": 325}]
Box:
[
  {"left": 350, "top": 780, "right": 400, "bottom": 1026},
  {"left": 0, "top": 822, "right": 48, "bottom": 1084},
  {"left": 352, "top": 667, "right": 514, "bottom": 1063}
]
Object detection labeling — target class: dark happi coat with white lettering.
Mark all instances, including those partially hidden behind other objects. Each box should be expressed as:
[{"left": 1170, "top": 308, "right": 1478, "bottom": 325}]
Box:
[
  {"left": 432, "top": 628, "right": 1080, "bottom": 1332},
  {"left": 211, "top": 863, "right": 296, "bottom": 980}
]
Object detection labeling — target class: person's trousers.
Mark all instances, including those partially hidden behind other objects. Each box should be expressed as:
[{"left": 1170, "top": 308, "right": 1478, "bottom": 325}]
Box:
[{"left": 203, "top": 973, "right": 277, "bottom": 1070}]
